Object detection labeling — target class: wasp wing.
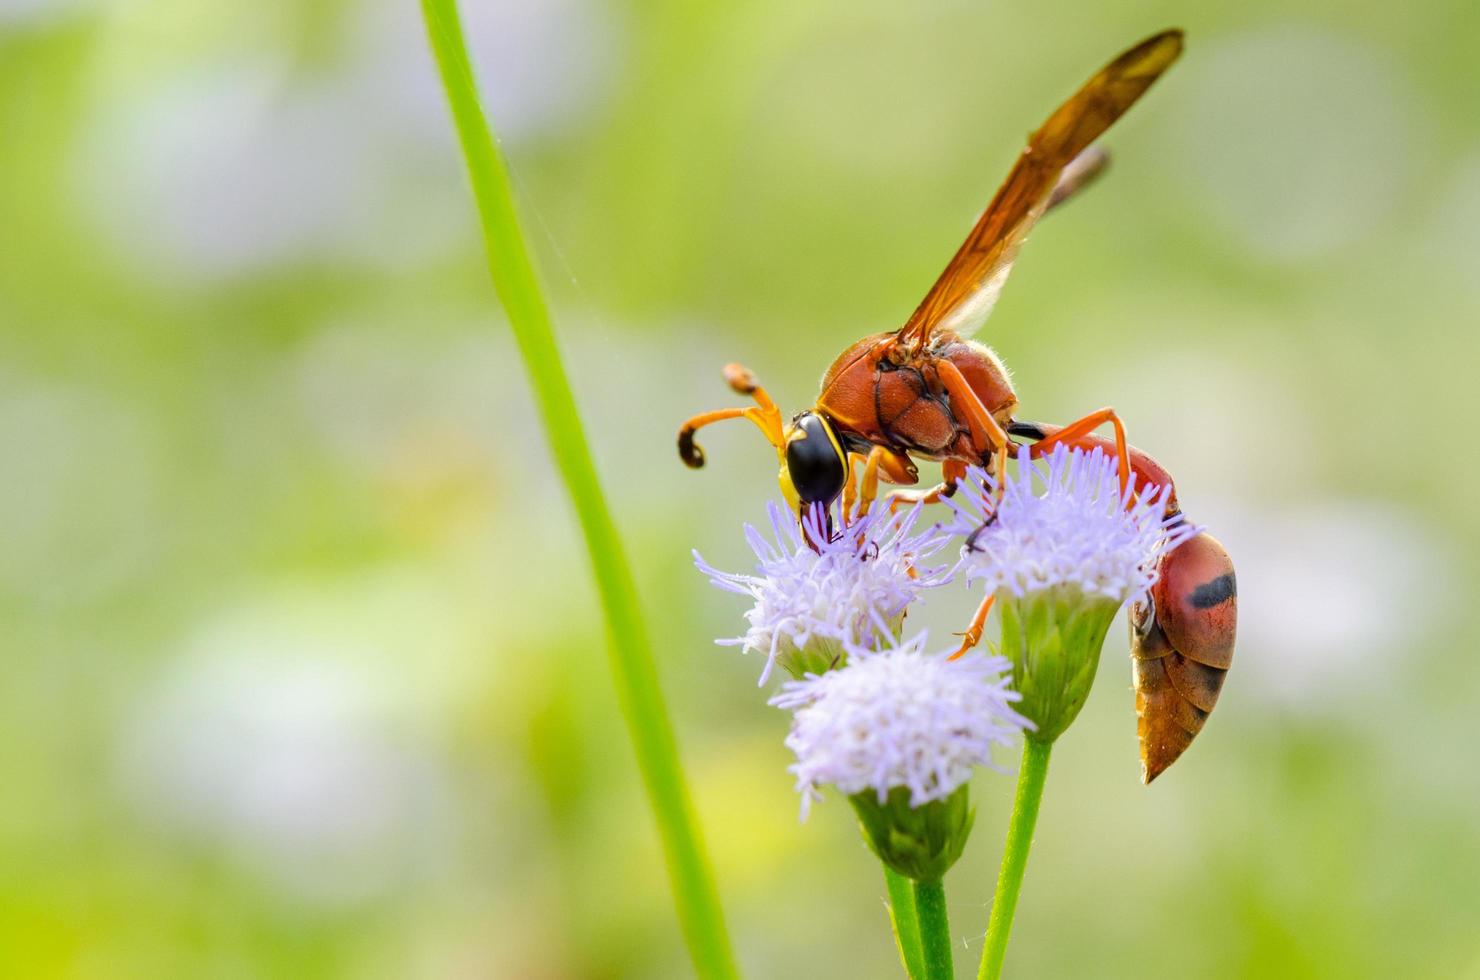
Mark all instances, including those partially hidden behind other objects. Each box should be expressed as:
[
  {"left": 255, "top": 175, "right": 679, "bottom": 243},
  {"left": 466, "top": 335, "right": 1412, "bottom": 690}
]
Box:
[{"left": 898, "top": 30, "right": 1183, "bottom": 348}]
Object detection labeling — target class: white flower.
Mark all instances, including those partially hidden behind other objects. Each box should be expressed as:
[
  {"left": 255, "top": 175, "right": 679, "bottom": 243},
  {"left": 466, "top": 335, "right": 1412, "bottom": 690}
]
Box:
[
  {"left": 949, "top": 445, "right": 1200, "bottom": 605},
  {"left": 695, "top": 501, "right": 952, "bottom": 684},
  {"left": 770, "top": 632, "right": 1029, "bottom": 816}
]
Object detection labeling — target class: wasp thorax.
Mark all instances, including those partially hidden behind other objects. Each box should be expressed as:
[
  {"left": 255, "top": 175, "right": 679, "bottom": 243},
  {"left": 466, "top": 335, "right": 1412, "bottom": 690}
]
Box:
[{"left": 782, "top": 413, "right": 847, "bottom": 508}]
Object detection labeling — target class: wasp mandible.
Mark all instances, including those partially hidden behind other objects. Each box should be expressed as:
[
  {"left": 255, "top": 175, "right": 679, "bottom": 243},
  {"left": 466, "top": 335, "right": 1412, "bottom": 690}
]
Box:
[{"left": 677, "top": 30, "right": 1236, "bottom": 779}]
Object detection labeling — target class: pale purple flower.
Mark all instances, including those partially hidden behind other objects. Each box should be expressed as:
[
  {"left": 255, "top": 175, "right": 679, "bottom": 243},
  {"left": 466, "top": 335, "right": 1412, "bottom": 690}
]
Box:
[
  {"left": 949, "top": 445, "right": 1201, "bottom": 606},
  {"left": 695, "top": 501, "right": 952, "bottom": 684},
  {"left": 770, "top": 631, "right": 1029, "bottom": 817}
]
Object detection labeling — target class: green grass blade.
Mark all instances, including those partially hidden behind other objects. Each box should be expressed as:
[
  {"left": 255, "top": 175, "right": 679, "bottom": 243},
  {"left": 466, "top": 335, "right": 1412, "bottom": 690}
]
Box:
[{"left": 418, "top": 3, "right": 739, "bottom": 977}]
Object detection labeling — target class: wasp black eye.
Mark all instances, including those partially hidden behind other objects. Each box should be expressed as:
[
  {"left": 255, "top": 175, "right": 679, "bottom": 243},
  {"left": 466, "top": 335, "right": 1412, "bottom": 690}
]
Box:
[{"left": 786, "top": 414, "right": 846, "bottom": 505}]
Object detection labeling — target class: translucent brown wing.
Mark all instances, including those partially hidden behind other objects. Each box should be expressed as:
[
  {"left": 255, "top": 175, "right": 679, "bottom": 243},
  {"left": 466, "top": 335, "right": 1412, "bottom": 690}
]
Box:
[{"left": 898, "top": 29, "right": 1184, "bottom": 348}]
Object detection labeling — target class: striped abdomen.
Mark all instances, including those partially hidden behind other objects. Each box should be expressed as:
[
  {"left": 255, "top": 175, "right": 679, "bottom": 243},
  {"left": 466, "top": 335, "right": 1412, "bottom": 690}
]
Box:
[{"left": 1130, "top": 531, "right": 1237, "bottom": 782}]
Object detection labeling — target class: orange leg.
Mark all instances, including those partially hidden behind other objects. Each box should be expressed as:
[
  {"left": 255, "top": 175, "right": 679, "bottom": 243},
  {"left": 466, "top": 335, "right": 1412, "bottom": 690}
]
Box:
[
  {"left": 840, "top": 451, "right": 864, "bottom": 519},
  {"left": 859, "top": 445, "right": 885, "bottom": 512},
  {"left": 856, "top": 444, "right": 917, "bottom": 514},
  {"left": 934, "top": 358, "right": 1012, "bottom": 495},
  {"left": 677, "top": 363, "right": 785, "bottom": 467},
  {"left": 935, "top": 360, "right": 1010, "bottom": 459},
  {"left": 987, "top": 442, "right": 1008, "bottom": 509},
  {"left": 888, "top": 458, "right": 969, "bottom": 511},
  {"left": 1025, "top": 407, "right": 1131, "bottom": 497},
  {"left": 1012, "top": 419, "right": 1180, "bottom": 514},
  {"left": 949, "top": 593, "right": 996, "bottom": 660}
]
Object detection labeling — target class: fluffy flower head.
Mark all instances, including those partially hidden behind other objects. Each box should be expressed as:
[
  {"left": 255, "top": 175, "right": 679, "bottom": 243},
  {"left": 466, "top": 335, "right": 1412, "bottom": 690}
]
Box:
[
  {"left": 695, "top": 501, "right": 951, "bottom": 684},
  {"left": 770, "top": 631, "right": 1029, "bottom": 816},
  {"left": 950, "top": 444, "right": 1200, "bottom": 605}
]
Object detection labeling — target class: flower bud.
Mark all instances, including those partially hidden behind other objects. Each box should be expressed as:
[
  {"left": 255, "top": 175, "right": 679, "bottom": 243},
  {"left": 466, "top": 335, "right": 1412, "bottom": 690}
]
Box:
[
  {"left": 851, "top": 784, "right": 974, "bottom": 882},
  {"left": 998, "top": 585, "right": 1120, "bottom": 743}
]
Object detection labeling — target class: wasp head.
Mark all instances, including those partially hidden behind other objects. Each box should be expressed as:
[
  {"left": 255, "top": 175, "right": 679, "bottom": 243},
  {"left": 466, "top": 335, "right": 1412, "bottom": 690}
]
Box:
[{"left": 778, "top": 412, "right": 848, "bottom": 515}]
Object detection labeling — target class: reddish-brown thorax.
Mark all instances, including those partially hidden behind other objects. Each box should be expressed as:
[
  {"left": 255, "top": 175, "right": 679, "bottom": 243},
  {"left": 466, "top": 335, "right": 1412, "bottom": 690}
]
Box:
[{"left": 814, "top": 329, "right": 1017, "bottom": 462}]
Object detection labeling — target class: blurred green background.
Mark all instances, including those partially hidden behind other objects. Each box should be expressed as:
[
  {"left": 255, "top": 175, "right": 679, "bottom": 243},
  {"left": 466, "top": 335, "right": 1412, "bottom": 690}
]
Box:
[{"left": 3, "top": 0, "right": 1479, "bottom": 977}]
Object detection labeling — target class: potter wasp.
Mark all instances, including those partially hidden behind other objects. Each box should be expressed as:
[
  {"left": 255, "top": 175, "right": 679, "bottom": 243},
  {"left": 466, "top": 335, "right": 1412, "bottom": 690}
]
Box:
[{"left": 677, "top": 30, "right": 1235, "bottom": 780}]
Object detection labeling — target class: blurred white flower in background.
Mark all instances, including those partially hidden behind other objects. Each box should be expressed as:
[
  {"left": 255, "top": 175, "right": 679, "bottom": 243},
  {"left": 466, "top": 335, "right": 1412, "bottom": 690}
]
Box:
[
  {"left": 80, "top": 60, "right": 376, "bottom": 280},
  {"left": 122, "top": 655, "right": 447, "bottom": 906},
  {"left": 115, "top": 573, "right": 490, "bottom": 907},
  {"left": 75, "top": 0, "right": 621, "bottom": 280},
  {"left": 351, "top": 0, "right": 622, "bottom": 146},
  {"left": 0, "top": 0, "right": 95, "bottom": 28},
  {"left": 1194, "top": 496, "right": 1455, "bottom": 708}
]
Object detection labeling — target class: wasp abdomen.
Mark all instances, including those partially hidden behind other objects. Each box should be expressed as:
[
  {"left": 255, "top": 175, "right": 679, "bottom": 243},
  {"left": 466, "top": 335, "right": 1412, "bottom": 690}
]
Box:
[{"left": 1131, "top": 531, "right": 1236, "bottom": 783}]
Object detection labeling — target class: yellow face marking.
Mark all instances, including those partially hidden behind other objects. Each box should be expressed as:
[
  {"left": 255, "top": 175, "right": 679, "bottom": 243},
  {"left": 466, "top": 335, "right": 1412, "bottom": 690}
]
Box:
[
  {"left": 778, "top": 464, "right": 800, "bottom": 512},
  {"left": 811, "top": 415, "right": 848, "bottom": 471}
]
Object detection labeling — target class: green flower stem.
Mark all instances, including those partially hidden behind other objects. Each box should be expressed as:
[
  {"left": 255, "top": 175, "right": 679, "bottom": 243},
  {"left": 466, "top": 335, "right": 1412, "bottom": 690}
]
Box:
[
  {"left": 913, "top": 877, "right": 954, "bottom": 980},
  {"left": 418, "top": 3, "right": 738, "bottom": 978},
  {"left": 977, "top": 738, "right": 1053, "bottom": 980},
  {"left": 885, "top": 866, "right": 925, "bottom": 980}
]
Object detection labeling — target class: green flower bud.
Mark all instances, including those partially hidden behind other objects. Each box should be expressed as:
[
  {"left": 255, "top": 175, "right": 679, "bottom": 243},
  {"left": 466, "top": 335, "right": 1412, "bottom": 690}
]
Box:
[
  {"left": 772, "top": 612, "right": 903, "bottom": 681},
  {"left": 773, "top": 636, "right": 846, "bottom": 680},
  {"left": 998, "top": 585, "right": 1120, "bottom": 743},
  {"left": 851, "top": 784, "right": 975, "bottom": 882}
]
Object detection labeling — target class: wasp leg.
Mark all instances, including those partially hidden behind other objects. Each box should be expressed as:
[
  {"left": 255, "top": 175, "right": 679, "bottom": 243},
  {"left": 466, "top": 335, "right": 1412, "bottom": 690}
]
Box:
[
  {"left": 949, "top": 593, "right": 997, "bottom": 661},
  {"left": 935, "top": 360, "right": 1010, "bottom": 458},
  {"left": 677, "top": 364, "right": 785, "bottom": 467},
  {"left": 887, "top": 458, "right": 969, "bottom": 511},
  {"left": 841, "top": 451, "right": 864, "bottom": 518},
  {"left": 860, "top": 447, "right": 884, "bottom": 511},
  {"left": 934, "top": 358, "right": 1012, "bottom": 494},
  {"left": 857, "top": 444, "right": 918, "bottom": 514},
  {"left": 1020, "top": 407, "right": 1132, "bottom": 496},
  {"left": 1011, "top": 416, "right": 1178, "bottom": 511},
  {"left": 988, "top": 442, "right": 1009, "bottom": 509}
]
